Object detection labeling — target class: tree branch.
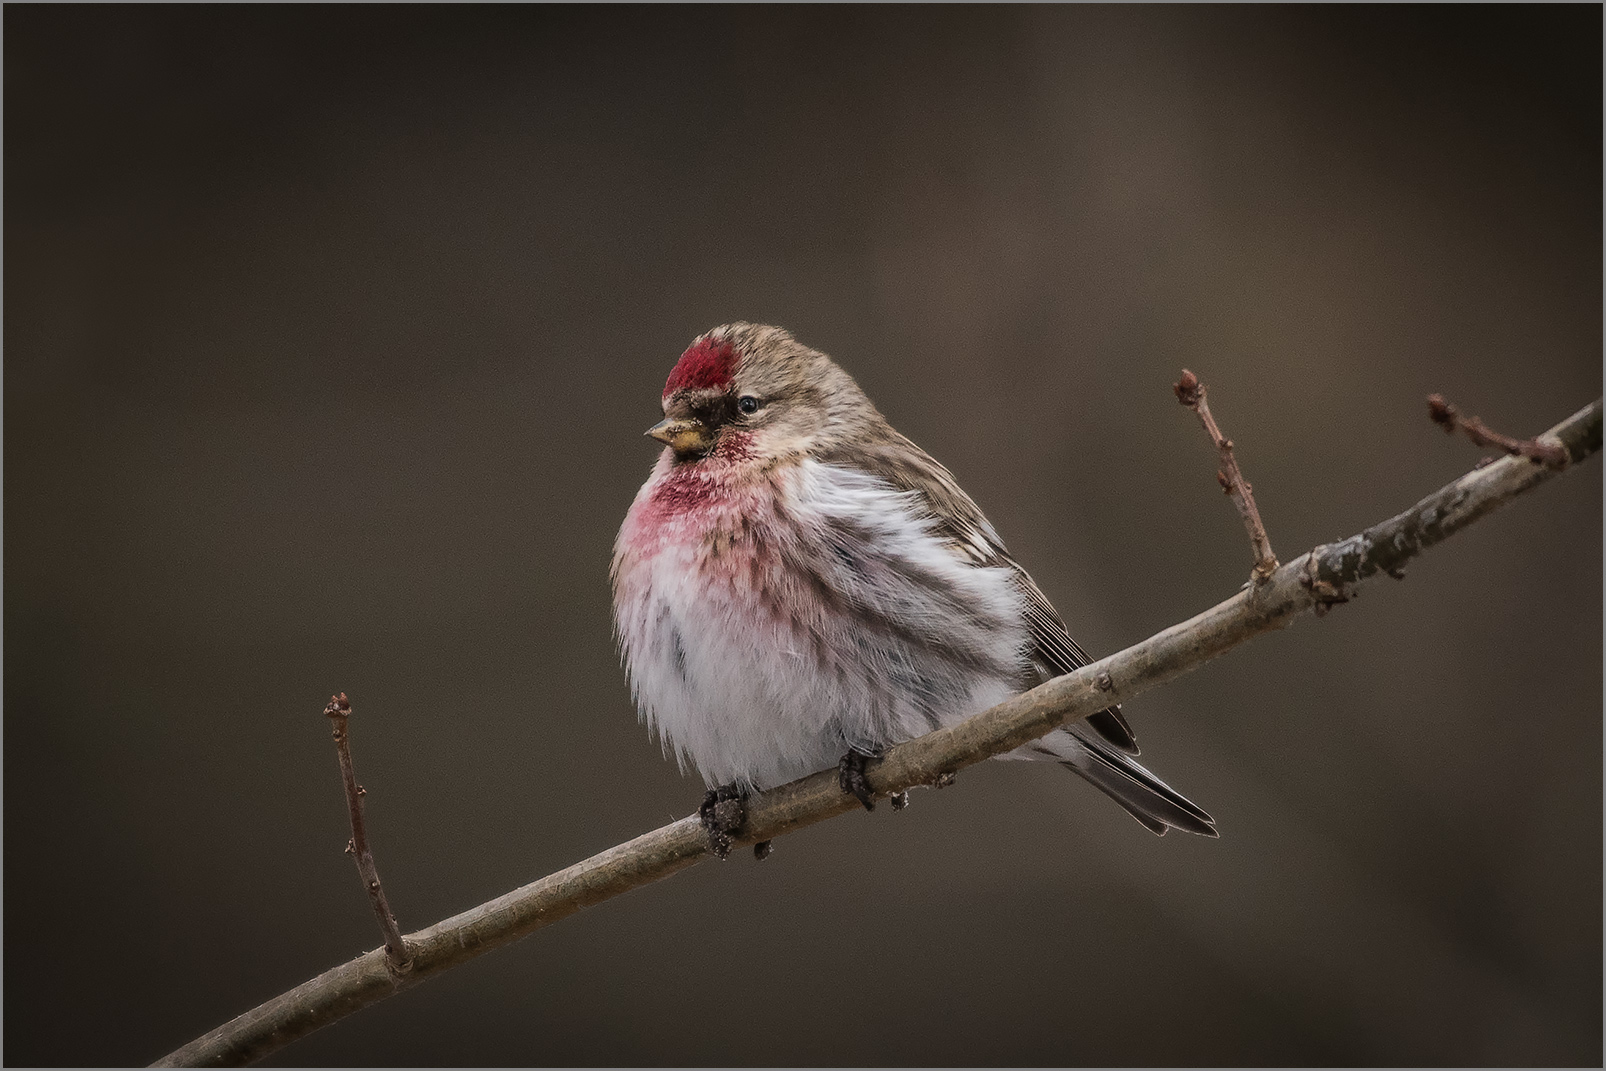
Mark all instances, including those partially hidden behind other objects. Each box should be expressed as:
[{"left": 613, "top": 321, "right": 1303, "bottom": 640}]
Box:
[
  {"left": 1427, "top": 392, "right": 1571, "bottom": 469},
  {"left": 153, "top": 397, "right": 1602, "bottom": 1069},
  {"left": 323, "top": 693, "right": 412, "bottom": 976},
  {"left": 1174, "top": 370, "right": 1279, "bottom": 581}
]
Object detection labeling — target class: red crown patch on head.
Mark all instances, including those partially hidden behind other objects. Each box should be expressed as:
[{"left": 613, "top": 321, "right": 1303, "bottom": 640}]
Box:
[{"left": 663, "top": 337, "right": 739, "bottom": 398}]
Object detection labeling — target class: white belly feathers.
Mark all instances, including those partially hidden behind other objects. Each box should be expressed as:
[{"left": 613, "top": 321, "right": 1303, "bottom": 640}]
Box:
[{"left": 613, "top": 457, "right": 1029, "bottom": 790}]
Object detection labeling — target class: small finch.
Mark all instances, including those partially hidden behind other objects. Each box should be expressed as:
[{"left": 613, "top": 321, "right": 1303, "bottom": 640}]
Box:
[{"left": 612, "top": 323, "right": 1216, "bottom": 854}]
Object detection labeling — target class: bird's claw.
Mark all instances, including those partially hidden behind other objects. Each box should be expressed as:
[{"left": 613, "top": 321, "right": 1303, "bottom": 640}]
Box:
[
  {"left": 838, "top": 750, "right": 879, "bottom": 811},
  {"left": 699, "top": 784, "right": 747, "bottom": 859}
]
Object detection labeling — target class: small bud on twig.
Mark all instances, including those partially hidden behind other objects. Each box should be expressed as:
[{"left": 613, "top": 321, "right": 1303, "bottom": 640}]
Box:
[
  {"left": 1175, "top": 370, "right": 1280, "bottom": 583},
  {"left": 323, "top": 692, "right": 412, "bottom": 975},
  {"left": 1426, "top": 393, "right": 1568, "bottom": 469},
  {"left": 1173, "top": 369, "right": 1202, "bottom": 407}
]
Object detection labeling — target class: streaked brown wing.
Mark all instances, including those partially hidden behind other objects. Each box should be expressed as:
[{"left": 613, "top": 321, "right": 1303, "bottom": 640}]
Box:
[
  {"left": 835, "top": 429, "right": 1139, "bottom": 755},
  {"left": 1010, "top": 563, "right": 1139, "bottom": 754}
]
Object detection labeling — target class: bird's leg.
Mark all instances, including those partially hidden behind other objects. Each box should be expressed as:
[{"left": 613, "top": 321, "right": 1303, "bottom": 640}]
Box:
[
  {"left": 838, "top": 748, "right": 895, "bottom": 811},
  {"left": 698, "top": 783, "right": 748, "bottom": 859}
]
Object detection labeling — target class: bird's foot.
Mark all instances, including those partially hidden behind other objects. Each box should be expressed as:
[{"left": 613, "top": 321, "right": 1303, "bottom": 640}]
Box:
[
  {"left": 838, "top": 749, "right": 887, "bottom": 811},
  {"left": 699, "top": 783, "right": 748, "bottom": 859}
]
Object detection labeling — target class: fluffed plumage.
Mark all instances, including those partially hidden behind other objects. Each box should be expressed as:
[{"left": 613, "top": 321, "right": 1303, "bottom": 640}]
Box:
[{"left": 611, "top": 323, "right": 1216, "bottom": 837}]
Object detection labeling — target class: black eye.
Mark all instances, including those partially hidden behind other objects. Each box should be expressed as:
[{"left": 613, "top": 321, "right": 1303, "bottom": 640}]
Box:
[{"left": 737, "top": 395, "right": 760, "bottom": 415}]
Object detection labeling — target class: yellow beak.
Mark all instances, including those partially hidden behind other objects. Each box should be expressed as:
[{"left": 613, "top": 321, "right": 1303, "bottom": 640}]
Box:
[{"left": 646, "top": 417, "right": 712, "bottom": 454}]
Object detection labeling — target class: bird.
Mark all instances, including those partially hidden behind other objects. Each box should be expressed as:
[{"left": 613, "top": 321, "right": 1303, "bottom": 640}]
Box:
[{"left": 611, "top": 323, "right": 1216, "bottom": 856}]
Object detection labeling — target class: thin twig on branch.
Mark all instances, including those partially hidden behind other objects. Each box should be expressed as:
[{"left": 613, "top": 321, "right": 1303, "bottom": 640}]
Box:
[
  {"left": 1427, "top": 393, "right": 1571, "bottom": 469},
  {"left": 324, "top": 692, "right": 411, "bottom": 976},
  {"left": 154, "top": 397, "right": 1602, "bottom": 1069},
  {"left": 1174, "top": 369, "right": 1279, "bottom": 581}
]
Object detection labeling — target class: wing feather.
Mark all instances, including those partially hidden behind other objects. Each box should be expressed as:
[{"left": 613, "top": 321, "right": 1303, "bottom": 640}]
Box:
[{"left": 822, "top": 430, "right": 1139, "bottom": 754}]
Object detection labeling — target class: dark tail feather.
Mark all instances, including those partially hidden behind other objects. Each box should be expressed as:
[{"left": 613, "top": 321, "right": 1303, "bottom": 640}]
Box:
[
  {"left": 1049, "top": 727, "right": 1218, "bottom": 838},
  {"left": 1086, "top": 705, "right": 1140, "bottom": 755},
  {"left": 1116, "top": 801, "right": 1171, "bottom": 837}
]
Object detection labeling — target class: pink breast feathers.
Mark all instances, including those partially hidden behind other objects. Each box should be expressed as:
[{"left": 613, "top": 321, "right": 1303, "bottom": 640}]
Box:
[
  {"left": 627, "top": 452, "right": 765, "bottom": 545},
  {"left": 663, "top": 337, "right": 739, "bottom": 398},
  {"left": 649, "top": 467, "right": 724, "bottom": 515}
]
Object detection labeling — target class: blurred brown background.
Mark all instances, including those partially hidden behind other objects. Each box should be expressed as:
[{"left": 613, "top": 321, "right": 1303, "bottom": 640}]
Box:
[{"left": 6, "top": 6, "right": 1601, "bottom": 1066}]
